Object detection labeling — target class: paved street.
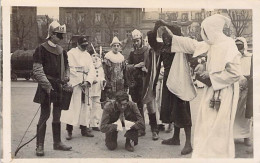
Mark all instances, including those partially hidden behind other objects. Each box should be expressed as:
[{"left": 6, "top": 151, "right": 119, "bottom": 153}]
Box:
[{"left": 11, "top": 79, "right": 253, "bottom": 158}]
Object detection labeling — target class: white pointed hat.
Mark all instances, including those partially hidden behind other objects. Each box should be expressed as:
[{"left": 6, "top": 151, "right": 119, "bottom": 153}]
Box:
[{"left": 110, "top": 36, "right": 121, "bottom": 46}]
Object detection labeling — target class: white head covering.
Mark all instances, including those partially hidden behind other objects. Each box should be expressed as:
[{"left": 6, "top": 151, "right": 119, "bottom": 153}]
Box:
[
  {"left": 201, "top": 14, "right": 231, "bottom": 45},
  {"left": 110, "top": 36, "right": 121, "bottom": 46},
  {"left": 132, "top": 29, "right": 142, "bottom": 39},
  {"left": 196, "top": 14, "right": 240, "bottom": 73},
  {"left": 235, "top": 37, "right": 252, "bottom": 57},
  {"left": 235, "top": 37, "right": 252, "bottom": 76}
]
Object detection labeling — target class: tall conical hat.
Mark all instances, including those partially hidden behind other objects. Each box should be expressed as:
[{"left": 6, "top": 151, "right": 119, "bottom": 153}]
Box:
[{"left": 110, "top": 36, "right": 121, "bottom": 46}]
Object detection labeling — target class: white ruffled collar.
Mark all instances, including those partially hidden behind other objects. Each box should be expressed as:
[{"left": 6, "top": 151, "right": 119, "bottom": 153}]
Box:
[{"left": 104, "top": 51, "right": 124, "bottom": 63}]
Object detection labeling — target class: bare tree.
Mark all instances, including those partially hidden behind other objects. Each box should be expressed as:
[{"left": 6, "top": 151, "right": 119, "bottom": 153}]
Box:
[
  {"left": 37, "top": 15, "right": 53, "bottom": 43},
  {"left": 103, "top": 11, "right": 119, "bottom": 43},
  {"left": 12, "top": 14, "right": 35, "bottom": 49},
  {"left": 228, "top": 9, "right": 252, "bottom": 37}
]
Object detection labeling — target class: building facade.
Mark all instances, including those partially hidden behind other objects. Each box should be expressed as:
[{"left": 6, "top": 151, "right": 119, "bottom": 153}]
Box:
[{"left": 59, "top": 8, "right": 142, "bottom": 48}]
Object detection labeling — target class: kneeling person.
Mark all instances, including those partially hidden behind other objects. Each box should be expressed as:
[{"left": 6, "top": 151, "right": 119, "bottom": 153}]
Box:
[{"left": 100, "top": 91, "right": 145, "bottom": 152}]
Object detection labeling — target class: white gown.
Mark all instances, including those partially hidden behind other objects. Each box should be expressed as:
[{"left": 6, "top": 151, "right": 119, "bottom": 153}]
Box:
[
  {"left": 60, "top": 47, "right": 95, "bottom": 127},
  {"left": 170, "top": 34, "right": 241, "bottom": 158}
]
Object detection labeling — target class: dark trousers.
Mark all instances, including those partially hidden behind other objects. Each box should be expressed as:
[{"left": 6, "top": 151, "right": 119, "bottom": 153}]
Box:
[
  {"left": 66, "top": 124, "right": 87, "bottom": 131},
  {"left": 105, "top": 129, "right": 138, "bottom": 150},
  {"left": 37, "top": 97, "right": 61, "bottom": 126}
]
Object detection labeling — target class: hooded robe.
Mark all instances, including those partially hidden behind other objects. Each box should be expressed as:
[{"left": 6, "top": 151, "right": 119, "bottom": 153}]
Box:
[{"left": 169, "top": 14, "right": 241, "bottom": 158}]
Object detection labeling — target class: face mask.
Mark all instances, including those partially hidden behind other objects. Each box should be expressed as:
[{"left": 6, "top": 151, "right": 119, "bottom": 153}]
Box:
[
  {"left": 56, "top": 33, "right": 63, "bottom": 40},
  {"left": 80, "top": 44, "right": 88, "bottom": 51}
]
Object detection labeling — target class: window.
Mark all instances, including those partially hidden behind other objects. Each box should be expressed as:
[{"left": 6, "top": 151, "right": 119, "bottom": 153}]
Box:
[
  {"left": 95, "top": 12, "right": 101, "bottom": 24},
  {"left": 113, "top": 30, "right": 119, "bottom": 37},
  {"left": 125, "top": 12, "right": 132, "bottom": 25},
  {"left": 78, "top": 13, "right": 85, "bottom": 22},
  {"left": 171, "top": 12, "right": 178, "bottom": 21},
  {"left": 126, "top": 30, "right": 131, "bottom": 38},
  {"left": 195, "top": 13, "right": 201, "bottom": 21},
  {"left": 112, "top": 12, "right": 119, "bottom": 24},
  {"left": 95, "top": 30, "right": 101, "bottom": 43},
  {"left": 181, "top": 13, "right": 188, "bottom": 22},
  {"left": 65, "top": 12, "right": 72, "bottom": 25}
]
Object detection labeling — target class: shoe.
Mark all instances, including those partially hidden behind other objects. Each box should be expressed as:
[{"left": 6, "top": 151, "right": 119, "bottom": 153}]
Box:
[
  {"left": 181, "top": 144, "right": 193, "bottom": 155},
  {"left": 152, "top": 131, "right": 159, "bottom": 141},
  {"left": 52, "top": 123, "right": 72, "bottom": 151},
  {"left": 66, "top": 131, "right": 72, "bottom": 140},
  {"left": 125, "top": 143, "right": 134, "bottom": 152},
  {"left": 161, "top": 138, "right": 180, "bottom": 145},
  {"left": 138, "top": 130, "right": 146, "bottom": 137},
  {"left": 165, "top": 123, "right": 173, "bottom": 133},
  {"left": 82, "top": 128, "right": 94, "bottom": 137},
  {"left": 53, "top": 142, "right": 72, "bottom": 151},
  {"left": 158, "top": 124, "right": 165, "bottom": 132},
  {"left": 36, "top": 144, "right": 44, "bottom": 156},
  {"left": 36, "top": 124, "right": 46, "bottom": 156},
  {"left": 92, "top": 127, "right": 100, "bottom": 131}
]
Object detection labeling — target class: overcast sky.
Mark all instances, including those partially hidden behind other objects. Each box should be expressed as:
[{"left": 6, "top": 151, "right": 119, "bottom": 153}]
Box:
[{"left": 37, "top": 7, "right": 59, "bottom": 20}]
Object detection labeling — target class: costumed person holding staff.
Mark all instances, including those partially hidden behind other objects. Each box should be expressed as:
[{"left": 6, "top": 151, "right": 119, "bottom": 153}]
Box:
[
  {"left": 162, "top": 14, "right": 241, "bottom": 158},
  {"left": 148, "top": 20, "right": 193, "bottom": 155},
  {"left": 60, "top": 36, "right": 96, "bottom": 139},
  {"left": 126, "top": 29, "right": 159, "bottom": 140},
  {"left": 103, "top": 36, "right": 126, "bottom": 100},
  {"left": 100, "top": 91, "right": 145, "bottom": 152},
  {"left": 233, "top": 37, "right": 253, "bottom": 146},
  {"left": 33, "top": 21, "right": 72, "bottom": 156},
  {"left": 90, "top": 53, "right": 106, "bottom": 131}
]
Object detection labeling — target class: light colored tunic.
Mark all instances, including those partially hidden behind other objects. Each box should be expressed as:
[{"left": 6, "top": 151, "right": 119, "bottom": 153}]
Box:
[
  {"left": 233, "top": 56, "right": 252, "bottom": 139},
  {"left": 60, "top": 47, "right": 95, "bottom": 127}
]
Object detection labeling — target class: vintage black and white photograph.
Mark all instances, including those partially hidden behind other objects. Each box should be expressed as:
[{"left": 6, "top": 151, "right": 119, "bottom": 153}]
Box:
[
  {"left": 0, "top": 5, "right": 3, "bottom": 160},
  {"left": 10, "top": 6, "right": 253, "bottom": 159}
]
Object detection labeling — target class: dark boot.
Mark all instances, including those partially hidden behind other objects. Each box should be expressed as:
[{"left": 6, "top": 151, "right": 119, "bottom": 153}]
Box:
[
  {"left": 125, "top": 138, "right": 134, "bottom": 152},
  {"left": 162, "top": 125, "right": 180, "bottom": 145},
  {"left": 148, "top": 113, "right": 159, "bottom": 141},
  {"left": 181, "top": 126, "right": 193, "bottom": 155},
  {"left": 80, "top": 125, "right": 94, "bottom": 137},
  {"left": 36, "top": 124, "right": 46, "bottom": 156},
  {"left": 66, "top": 124, "right": 73, "bottom": 140},
  {"left": 52, "top": 123, "right": 72, "bottom": 151}
]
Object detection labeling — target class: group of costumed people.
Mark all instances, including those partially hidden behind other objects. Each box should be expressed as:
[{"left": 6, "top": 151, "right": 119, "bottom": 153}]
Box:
[{"left": 31, "top": 13, "right": 253, "bottom": 158}]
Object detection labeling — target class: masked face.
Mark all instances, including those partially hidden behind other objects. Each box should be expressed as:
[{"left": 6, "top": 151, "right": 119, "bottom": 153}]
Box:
[
  {"left": 236, "top": 41, "right": 244, "bottom": 54},
  {"left": 133, "top": 38, "right": 142, "bottom": 49},
  {"left": 78, "top": 43, "right": 88, "bottom": 51}
]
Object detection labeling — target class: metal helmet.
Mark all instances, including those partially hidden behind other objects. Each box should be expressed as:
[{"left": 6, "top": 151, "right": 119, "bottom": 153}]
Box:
[
  {"left": 46, "top": 21, "right": 66, "bottom": 39},
  {"left": 131, "top": 29, "right": 142, "bottom": 40}
]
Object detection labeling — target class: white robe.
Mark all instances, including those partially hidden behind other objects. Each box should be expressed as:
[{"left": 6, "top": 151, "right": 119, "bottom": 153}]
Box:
[
  {"left": 170, "top": 35, "right": 240, "bottom": 158},
  {"left": 90, "top": 62, "right": 105, "bottom": 128},
  {"left": 233, "top": 56, "right": 252, "bottom": 139},
  {"left": 60, "top": 47, "right": 95, "bottom": 127}
]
